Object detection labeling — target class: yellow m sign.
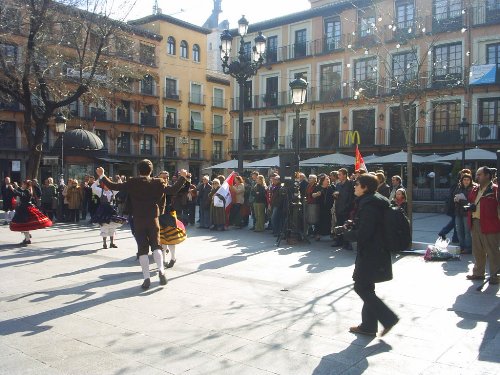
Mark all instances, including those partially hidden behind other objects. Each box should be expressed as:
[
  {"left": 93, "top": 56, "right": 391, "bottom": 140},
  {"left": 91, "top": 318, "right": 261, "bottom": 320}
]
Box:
[{"left": 345, "top": 130, "right": 361, "bottom": 146}]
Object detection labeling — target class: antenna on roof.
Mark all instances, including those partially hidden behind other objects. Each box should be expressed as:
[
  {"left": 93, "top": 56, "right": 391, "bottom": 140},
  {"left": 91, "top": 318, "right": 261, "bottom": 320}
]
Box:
[{"left": 153, "top": 0, "right": 162, "bottom": 15}]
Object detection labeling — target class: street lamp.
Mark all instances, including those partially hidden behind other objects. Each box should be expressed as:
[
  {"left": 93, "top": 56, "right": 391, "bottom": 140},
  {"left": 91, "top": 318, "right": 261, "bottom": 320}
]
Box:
[
  {"left": 289, "top": 75, "right": 308, "bottom": 173},
  {"left": 54, "top": 112, "right": 67, "bottom": 179},
  {"left": 220, "top": 16, "right": 266, "bottom": 173},
  {"left": 458, "top": 117, "right": 469, "bottom": 169}
]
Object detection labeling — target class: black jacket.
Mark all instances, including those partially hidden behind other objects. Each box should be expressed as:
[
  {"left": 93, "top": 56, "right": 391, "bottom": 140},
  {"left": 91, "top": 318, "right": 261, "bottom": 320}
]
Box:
[
  {"left": 335, "top": 179, "right": 354, "bottom": 217},
  {"left": 345, "top": 192, "right": 393, "bottom": 283}
]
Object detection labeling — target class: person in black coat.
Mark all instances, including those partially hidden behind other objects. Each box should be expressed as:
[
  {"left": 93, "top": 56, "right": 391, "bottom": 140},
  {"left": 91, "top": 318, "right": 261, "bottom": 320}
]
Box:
[
  {"left": 333, "top": 168, "right": 355, "bottom": 248},
  {"left": 312, "top": 174, "right": 334, "bottom": 240},
  {"left": 343, "top": 174, "right": 399, "bottom": 337}
]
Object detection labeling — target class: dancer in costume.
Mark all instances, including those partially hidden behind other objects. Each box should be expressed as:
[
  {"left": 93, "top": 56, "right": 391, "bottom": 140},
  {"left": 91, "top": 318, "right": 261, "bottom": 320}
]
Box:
[
  {"left": 91, "top": 179, "right": 126, "bottom": 249},
  {"left": 97, "top": 160, "right": 188, "bottom": 290},
  {"left": 9, "top": 180, "right": 52, "bottom": 245}
]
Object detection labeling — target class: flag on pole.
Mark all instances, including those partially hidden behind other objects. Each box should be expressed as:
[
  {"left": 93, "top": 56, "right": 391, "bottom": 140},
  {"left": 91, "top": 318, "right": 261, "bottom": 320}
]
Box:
[
  {"left": 355, "top": 144, "right": 367, "bottom": 172},
  {"left": 214, "top": 171, "right": 236, "bottom": 213}
]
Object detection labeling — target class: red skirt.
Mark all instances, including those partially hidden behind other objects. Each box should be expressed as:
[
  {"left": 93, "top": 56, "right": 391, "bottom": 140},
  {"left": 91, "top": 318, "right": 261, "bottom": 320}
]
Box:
[{"left": 10, "top": 205, "right": 53, "bottom": 232}]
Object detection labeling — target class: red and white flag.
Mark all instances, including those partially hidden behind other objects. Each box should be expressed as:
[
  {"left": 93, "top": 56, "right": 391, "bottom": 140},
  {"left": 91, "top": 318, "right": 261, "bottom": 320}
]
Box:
[
  {"left": 215, "top": 171, "right": 236, "bottom": 212},
  {"left": 355, "top": 144, "right": 367, "bottom": 172}
]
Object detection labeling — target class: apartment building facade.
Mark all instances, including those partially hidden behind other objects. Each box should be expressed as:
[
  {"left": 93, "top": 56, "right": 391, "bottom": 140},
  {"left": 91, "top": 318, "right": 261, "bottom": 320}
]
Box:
[
  {"left": 226, "top": 0, "right": 500, "bottom": 164},
  {"left": 130, "top": 14, "right": 231, "bottom": 179},
  {"left": 0, "top": 4, "right": 231, "bottom": 182}
]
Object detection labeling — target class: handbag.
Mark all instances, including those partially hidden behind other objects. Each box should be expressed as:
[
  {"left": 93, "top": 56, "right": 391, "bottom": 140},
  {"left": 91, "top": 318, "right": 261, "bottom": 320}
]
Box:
[{"left": 213, "top": 195, "right": 224, "bottom": 208}]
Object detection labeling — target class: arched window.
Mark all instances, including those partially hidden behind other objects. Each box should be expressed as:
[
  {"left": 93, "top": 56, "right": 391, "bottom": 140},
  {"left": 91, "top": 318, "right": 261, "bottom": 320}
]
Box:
[
  {"left": 167, "top": 36, "right": 176, "bottom": 55},
  {"left": 180, "top": 40, "right": 188, "bottom": 59},
  {"left": 193, "top": 44, "right": 200, "bottom": 62}
]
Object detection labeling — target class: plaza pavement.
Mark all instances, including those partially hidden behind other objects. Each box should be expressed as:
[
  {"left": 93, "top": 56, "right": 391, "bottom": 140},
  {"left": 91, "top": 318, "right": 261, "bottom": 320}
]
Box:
[{"left": 0, "top": 212, "right": 498, "bottom": 375}]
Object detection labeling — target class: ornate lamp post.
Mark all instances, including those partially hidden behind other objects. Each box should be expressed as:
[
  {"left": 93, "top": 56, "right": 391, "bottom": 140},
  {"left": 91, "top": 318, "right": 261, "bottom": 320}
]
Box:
[
  {"left": 289, "top": 76, "right": 308, "bottom": 173},
  {"left": 220, "top": 16, "right": 266, "bottom": 173},
  {"left": 54, "top": 113, "right": 67, "bottom": 179},
  {"left": 458, "top": 117, "right": 469, "bottom": 169}
]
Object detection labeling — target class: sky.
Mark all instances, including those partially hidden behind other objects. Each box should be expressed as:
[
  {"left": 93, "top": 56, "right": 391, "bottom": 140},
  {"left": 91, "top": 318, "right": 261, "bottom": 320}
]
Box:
[{"left": 120, "top": 0, "right": 312, "bottom": 27}]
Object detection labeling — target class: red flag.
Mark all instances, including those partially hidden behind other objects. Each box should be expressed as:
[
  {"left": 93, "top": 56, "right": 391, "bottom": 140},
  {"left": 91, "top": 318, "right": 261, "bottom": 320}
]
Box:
[
  {"left": 215, "top": 171, "right": 236, "bottom": 213},
  {"left": 355, "top": 144, "right": 367, "bottom": 172}
]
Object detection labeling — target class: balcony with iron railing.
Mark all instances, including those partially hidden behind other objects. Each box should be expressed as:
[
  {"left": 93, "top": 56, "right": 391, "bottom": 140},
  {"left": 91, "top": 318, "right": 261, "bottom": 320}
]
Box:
[
  {"left": 188, "top": 149, "right": 206, "bottom": 160},
  {"left": 189, "top": 122, "right": 205, "bottom": 133},
  {"left": 212, "top": 97, "right": 227, "bottom": 109},
  {"left": 189, "top": 93, "right": 205, "bottom": 105},
  {"left": 165, "top": 147, "right": 181, "bottom": 158},
  {"left": 212, "top": 152, "right": 225, "bottom": 162},
  {"left": 140, "top": 84, "right": 159, "bottom": 97},
  {"left": 212, "top": 124, "right": 227, "bottom": 135},
  {"left": 140, "top": 113, "right": 157, "bottom": 127},
  {"left": 164, "top": 117, "right": 182, "bottom": 130},
  {"left": 163, "top": 88, "right": 182, "bottom": 101}
]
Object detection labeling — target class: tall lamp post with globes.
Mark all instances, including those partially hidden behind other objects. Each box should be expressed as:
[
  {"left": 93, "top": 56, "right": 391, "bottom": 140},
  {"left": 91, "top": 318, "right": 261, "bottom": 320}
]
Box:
[
  {"left": 54, "top": 113, "right": 67, "bottom": 180},
  {"left": 289, "top": 75, "right": 308, "bottom": 173},
  {"left": 220, "top": 16, "right": 266, "bottom": 173},
  {"left": 458, "top": 117, "right": 469, "bottom": 169}
]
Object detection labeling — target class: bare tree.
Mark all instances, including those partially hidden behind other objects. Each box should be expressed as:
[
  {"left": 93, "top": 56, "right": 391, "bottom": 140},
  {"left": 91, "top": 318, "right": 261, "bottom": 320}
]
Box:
[
  {"left": 344, "top": 1, "right": 466, "bottom": 231},
  {"left": 0, "top": 0, "right": 138, "bottom": 179}
]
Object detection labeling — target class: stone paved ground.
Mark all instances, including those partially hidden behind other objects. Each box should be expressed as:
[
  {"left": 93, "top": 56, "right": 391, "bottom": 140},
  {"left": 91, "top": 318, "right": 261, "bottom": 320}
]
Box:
[{"left": 0, "top": 213, "right": 498, "bottom": 375}]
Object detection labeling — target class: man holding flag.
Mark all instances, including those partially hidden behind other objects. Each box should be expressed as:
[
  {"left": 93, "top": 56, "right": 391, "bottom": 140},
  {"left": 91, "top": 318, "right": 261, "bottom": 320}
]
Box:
[{"left": 214, "top": 171, "right": 236, "bottom": 228}]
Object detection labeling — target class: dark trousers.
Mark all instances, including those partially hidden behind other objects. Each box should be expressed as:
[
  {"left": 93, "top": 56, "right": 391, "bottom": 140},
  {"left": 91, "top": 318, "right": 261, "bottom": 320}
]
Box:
[
  {"left": 187, "top": 202, "right": 196, "bottom": 224},
  {"left": 134, "top": 217, "right": 160, "bottom": 256},
  {"left": 439, "top": 216, "right": 458, "bottom": 242},
  {"left": 81, "top": 200, "right": 88, "bottom": 220},
  {"left": 335, "top": 212, "right": 349, "bottom": 245},
  {"left": 69, "top": 209, "right": 80, "bottom": 222},
  {"left": 354, "top": 280, "right": 398, "bottom": 332}
]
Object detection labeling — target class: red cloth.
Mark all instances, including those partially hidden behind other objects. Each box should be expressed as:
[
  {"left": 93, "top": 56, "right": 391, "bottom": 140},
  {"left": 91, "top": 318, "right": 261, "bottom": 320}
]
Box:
[
  {"left": 467, "top": 183, "right": 500, "bottom": 234},
  {"left": 10, "top": 205, "right": 52, "bottom": 232}
]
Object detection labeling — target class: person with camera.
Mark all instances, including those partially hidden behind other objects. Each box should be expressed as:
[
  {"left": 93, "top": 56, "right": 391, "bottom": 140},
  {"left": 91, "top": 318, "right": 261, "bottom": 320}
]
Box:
[
  {"left": 340, "top": 174, "right": 398, "bottom": 337},
  {"left": 453, "top": 173, "right": 475, "bottom": 254},
  {"left": 466, "top": 167, "right": 500, "bottom": 285},
  {"left": 96, "top": 160, "right": 189, "bottom": 290}
]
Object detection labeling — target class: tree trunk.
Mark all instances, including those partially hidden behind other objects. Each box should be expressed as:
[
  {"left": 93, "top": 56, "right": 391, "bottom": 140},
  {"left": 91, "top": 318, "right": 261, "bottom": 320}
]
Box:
[
  {"left": 26, "top": 145, "right": 43, "bottom": 180},
  {"left": 406, "top": 142, "right": 413, "bottom": 240}
]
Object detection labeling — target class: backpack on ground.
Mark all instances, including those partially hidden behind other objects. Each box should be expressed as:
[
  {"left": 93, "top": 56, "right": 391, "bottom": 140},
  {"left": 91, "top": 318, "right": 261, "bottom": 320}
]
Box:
[{"left": 383, "top": 205, "right": 411, "bottom": 253}]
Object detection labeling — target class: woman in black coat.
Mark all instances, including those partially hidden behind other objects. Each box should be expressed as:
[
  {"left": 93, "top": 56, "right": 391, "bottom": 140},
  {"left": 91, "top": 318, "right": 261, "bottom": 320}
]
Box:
[
  {"left": 312, "top": 174, "right": 335, "bottom": 240},
  {"left": 343, "top": 174, "right": 399, "bottom": 337}
]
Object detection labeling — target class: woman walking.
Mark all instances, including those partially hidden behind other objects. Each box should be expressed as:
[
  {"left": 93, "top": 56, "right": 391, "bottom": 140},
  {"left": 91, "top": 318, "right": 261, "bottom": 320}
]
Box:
[
  {"left": 251, "top": 175, "right": 267, "bottom": 232},
  {"left": 343, "top": 174, "right": 398, "bottom": 337},
  {"left": 9, "top": 180, "right": 52, "bottom": 245}
]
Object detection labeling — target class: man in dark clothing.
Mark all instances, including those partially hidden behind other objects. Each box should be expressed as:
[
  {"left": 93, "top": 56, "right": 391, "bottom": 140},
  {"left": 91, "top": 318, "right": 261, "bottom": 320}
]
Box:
[
  {"left": 97, "top": 160, "right": 188, "bottom": 290},
  {"left": 270, "top": 175, "right": 284, "bottom": 236},
  {"left": 333, "top": 168, "right": 355, "bottom": 249},
  {"left": 197, "top": 175, "right": 212, "bottom": 228},
  {"left": 1, "top": 176, "right": 15, "bottom": 225},
  {"left": 81, "top": 175, "right": 92, "bottom": 220},
  {"left": 344, "top": 174, "right": 399, "bottom": 337}
]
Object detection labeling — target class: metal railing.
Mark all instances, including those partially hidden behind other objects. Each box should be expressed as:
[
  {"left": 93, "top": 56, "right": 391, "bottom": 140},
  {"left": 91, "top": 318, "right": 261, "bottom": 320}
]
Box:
[
  {"left": 165, "top": 148, "right": 181, "bottom": 158},
  {"left": 189, "top": 93, "right": 205, "bottom": 105},
  {"left": 188, "top": 149, "right": 206, "bottom": 160},
  {"left": 212, "top": 124, "right": 227, "bottom": 135},
  {"left": 212, "top": 97, "right": 227, "bottom": 109},
  {"left": 140, "top": 114, "right": 157, "bottom": 127},
  {"left": 163, "top": 88, "right": 182, "bottom": 100}
]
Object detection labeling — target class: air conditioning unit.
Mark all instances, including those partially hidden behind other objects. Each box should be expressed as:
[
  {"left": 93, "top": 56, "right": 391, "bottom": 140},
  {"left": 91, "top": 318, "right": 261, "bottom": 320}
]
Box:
[{"left": 475, "top": 124, "right": 498, "bottom": 141}]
